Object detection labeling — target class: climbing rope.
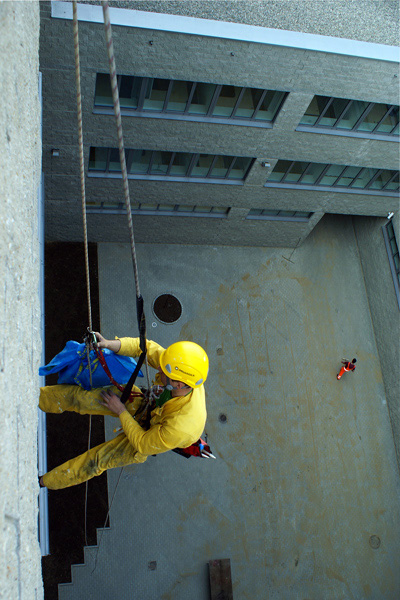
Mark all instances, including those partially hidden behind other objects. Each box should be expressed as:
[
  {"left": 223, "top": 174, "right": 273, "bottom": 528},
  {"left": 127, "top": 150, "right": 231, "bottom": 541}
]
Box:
[
  {"left": 73, "top": 0, "right": 92, "bottom": 332},
  {"left": 101, "top": 0, "right": 152, "bottom": 392},
  {"left": 71, "top": 0, "right": 153, "bottom": 550},
  {"left": 72, "top": 1, "right": 94, "bottom": 548},
  {"left": 101, "top": 1, "right": 141, "bottom": 296}
]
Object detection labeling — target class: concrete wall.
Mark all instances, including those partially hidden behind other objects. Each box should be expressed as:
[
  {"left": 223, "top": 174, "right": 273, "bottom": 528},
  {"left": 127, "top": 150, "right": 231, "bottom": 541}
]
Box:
[
  {"left": 105, "top": 0, "right": 399, "bottom": 46},
  {"left": 39, "top": 1, "right": 399, "bottom": 246},
  {"left": 353, "top": 214, "right": 400, "bottom": 471},
  {"left": 0, "top": 2, "right": 43, "bottom": 598}
]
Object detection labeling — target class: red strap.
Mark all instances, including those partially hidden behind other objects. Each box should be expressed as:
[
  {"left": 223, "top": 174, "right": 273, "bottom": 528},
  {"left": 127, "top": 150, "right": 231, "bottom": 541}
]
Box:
[
  {"left": 93, "top": 345, "right": 143, "bottom": 403},
  {"left": 94, "top": 346, "right": 125, "bottom": 392}
]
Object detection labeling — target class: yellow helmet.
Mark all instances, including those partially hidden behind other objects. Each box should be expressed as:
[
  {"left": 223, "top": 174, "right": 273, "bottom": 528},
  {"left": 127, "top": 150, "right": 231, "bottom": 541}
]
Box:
[{"left": 160, "top": 341, "right": 209, "bottom": 389}]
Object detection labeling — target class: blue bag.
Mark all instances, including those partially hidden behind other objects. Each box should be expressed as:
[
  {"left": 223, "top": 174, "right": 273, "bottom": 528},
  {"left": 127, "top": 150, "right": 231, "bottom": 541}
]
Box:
[{"left": 39, "top": 340, "right": 143, "bottom": 390}]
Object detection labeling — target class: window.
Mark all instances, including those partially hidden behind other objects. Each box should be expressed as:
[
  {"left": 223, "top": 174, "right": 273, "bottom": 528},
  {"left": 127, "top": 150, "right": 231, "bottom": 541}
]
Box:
[
  {"left": 299, "top": 95, "right": 399, "bottom": 140},
  {"left": 86, "top": 201, "right": 230, "bottom": 218},
  {"left": 94, "top": 73, "right": 287, "bottom": 127},
  {"left": 266, "top": 160, "right": 399, "bottom": 196},
  {"left": 383, "top": 221, "right": 400, "bottom": 308},
  {"left": 89, "top": 147, "right": 254, "bottom": 183},
  {"left": 247, "top": 209, "right": 313, "bottom": 221}
]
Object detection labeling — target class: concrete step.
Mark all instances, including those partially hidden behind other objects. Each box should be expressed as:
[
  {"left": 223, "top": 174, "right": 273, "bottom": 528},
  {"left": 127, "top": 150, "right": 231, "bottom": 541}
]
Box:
[{"left": 58, "top": 527, "right": 113, "bottom": 600}]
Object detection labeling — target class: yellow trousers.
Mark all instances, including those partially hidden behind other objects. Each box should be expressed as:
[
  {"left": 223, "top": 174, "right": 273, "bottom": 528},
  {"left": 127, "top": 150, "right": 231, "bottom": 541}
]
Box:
[{"left": 39, "top": 385, "right": 147, "bottom": 490}]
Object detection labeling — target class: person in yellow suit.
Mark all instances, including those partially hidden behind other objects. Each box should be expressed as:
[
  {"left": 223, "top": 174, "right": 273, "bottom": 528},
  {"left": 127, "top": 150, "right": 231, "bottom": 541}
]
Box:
[{"left": 39, "top": 334, "right": 209, "bottom": 489}]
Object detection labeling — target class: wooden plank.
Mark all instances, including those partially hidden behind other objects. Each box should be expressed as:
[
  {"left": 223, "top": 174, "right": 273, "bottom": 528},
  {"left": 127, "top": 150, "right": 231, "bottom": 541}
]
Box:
[{"left": 208, "top": 558, "right": 233, "bottom": 600}]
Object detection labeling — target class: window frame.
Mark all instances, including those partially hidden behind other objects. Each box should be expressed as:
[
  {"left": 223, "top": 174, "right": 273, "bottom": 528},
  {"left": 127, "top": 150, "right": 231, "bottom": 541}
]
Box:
[
  {"left": 93, "top": 73, "right": 288, "bottom": 129},
  {"left": 88, "top": 147, "right": 255, "bottom": 185},
  {"left": 298, "top": 95, "right": 399, "bottom": 142},
  {"left": 85, "top": 201, "right": 230, "bottom": 218},
  {"left": 265, "top": 160, "right": 399, "bottom": 197},
  {"left": 246, "top": 209, "right": 313, "bottom": 222}
]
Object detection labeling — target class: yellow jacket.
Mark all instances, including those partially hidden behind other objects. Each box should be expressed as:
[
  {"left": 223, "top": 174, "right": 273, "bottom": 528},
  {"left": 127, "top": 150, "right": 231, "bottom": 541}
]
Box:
[{"left": 117, "top": 337, "right": 207, "bottom": 456}]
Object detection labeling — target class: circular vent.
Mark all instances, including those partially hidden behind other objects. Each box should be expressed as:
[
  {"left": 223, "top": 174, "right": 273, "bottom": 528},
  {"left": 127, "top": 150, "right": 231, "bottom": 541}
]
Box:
[{"left": 153, "top": 294, "right": 182, "bottom": 324}]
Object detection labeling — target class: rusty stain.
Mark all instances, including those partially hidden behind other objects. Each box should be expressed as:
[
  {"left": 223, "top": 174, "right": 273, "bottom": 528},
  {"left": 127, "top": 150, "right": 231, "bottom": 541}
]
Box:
[{"left": 326, "top": 567, "right": 346, "bottom": 583}]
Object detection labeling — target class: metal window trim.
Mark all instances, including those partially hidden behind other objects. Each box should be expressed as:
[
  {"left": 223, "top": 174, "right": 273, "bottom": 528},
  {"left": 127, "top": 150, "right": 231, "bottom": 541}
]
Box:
[
  {"left": 225, "top": 156, "right": 236, "bottom": 178},
  {"left": 264, "top": 181, "right": 400, "bottom": 197},
  {"left": 186, "top": 153, "right": 198, "bottom": 177},
  {"left": 271, "top": 91, "right": 289, "bottom": 122},
  {"left": 105, "top": 147, "right": 111, "bottom": 172},
  {"left": 364, "top": 168, "right": 382, "bottom": 189},
  {"left": 137, "top": 76, "right": 148, "bottom": 110},
  {"left": 297, "top": 163, "right": 311, "bottom": 184},
  {"left": 166, "top": 151, "right": 176, "bottom": 176},
  {"left": 352, "top": 102, "right": 375, "bottom": 131},
  {"left": 126, "top": 148, "right": 134, "bottom": 173},
  {"left": 150, "top": 149, "right": 175, "bottom": 176},
  {"left": 86, "top": 206, "right": 230, "bottom": 218},
  {"left": 206, "top": 155, "right": 218, "bottom": 178},
  {"left": 348, "top": 166, "right": 366, "bottom": 187},
  {"left": 281, "top": 161, "right": 296, "bottom": 183},
  {"left": 382, "top": 223, "right": 400, "bottom": 309},
  {"left": 93, "top": 106, "right": 275, "bottom": 127},
  {"left": 296, "top": 124, "right": 399, "bottom": 142},
  {"left": 163, "top": 79, "right": 174, "bottom": 111},
  {"left": 242, "top": 157, "right": 256, "bottom": 180},
  {"left": 230, "top": 86, "right": 246, "bottom": 118},
  {"left": 208, "top": 85, "right": 222, "bottom": 116},
  {"left": 382, "top": 171, "right": 399, "bottom": 190},
  {"left": 184, "top": 81, "right": 197, "bottom": 114},
  {"left": 87, "top": 171, "right": 246, "bottom": 185},
  {"left": 371, "top": 104, "right": 393, "bottom": 132},
  {"left": 332, "top": 165, "right": 353, "bottom": 187},
  {"left": 246, "top": 214, "right": 312, "bottom": 222},
  {"left": 251, "top": 89, "right": 268, "bottom": 120},
  {"left": 332, "top": 99, "right": 354, "bottom": 129},
  {"left": 314, "top": 164, "right": 331, "bottom": 185},
  {"left": 315, "top": 96, "right": 334, "bottom": 126}
]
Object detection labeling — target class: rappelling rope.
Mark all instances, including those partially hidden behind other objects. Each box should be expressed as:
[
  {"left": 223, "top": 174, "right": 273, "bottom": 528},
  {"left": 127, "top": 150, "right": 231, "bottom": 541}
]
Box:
[
  {"left": 73, "top": 0, "right": 93, "bottom": 548},
  {"left": 71, "top": 1, "right": 153, "bottom": 553},
  {"left": 73, "top": 0, "right": 92, "bottom": 332},
  {"left": 101, "top": 0, "right": 152, "bottom": 392},
  {"left": 101, "top": 1, "right": 140, "bottom": 297}
]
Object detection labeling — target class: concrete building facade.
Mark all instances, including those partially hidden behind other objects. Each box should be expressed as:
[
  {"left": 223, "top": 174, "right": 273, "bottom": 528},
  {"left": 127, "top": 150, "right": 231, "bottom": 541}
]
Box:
[
  {"left": 40, "top": 0, "right": 399, "bottom": 248},
  {"left": 0, "top": 1, "right": 43, "bottom": 599}
]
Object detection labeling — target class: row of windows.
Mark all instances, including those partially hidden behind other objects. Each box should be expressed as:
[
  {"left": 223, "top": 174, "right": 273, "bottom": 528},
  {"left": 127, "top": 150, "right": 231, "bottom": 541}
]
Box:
[
  {"left": 94, "top": 73, "right": 399, "bottom": 139},
  {"left": 88, "top": 147, "right": 254, "bottom": 181},
  {"left": 86, "top": 201, "right": 313, "bottom": 221},
  {"left": 247, "top": 209, "right": 312, "bottom": 220},
  {"left": 86, "top": 201, "right": 230, "bottom": 216},
  {"left": 299, "top": 96, "right": 399, "bottom": 136},
  {"left": 88, "top": 147, "right": 399, "bottom": 195},
  {"left": 267, "top": 161, "right": 399, "bottom": 192},
  {"left": 95, "top": 74, "right": 287, "bottom": 125}
]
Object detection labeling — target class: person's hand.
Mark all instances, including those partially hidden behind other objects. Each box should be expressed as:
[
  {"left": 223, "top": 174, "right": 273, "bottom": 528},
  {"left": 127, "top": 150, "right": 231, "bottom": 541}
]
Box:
[
  {"left": 94, "top": 332, "right": 121, "bottom": 353},
  {"left": 100, "top": 389, "right": 126, "bottom": 416},
  {"left": 94, "top": 331, "right": 109, "bottom": 349}
]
